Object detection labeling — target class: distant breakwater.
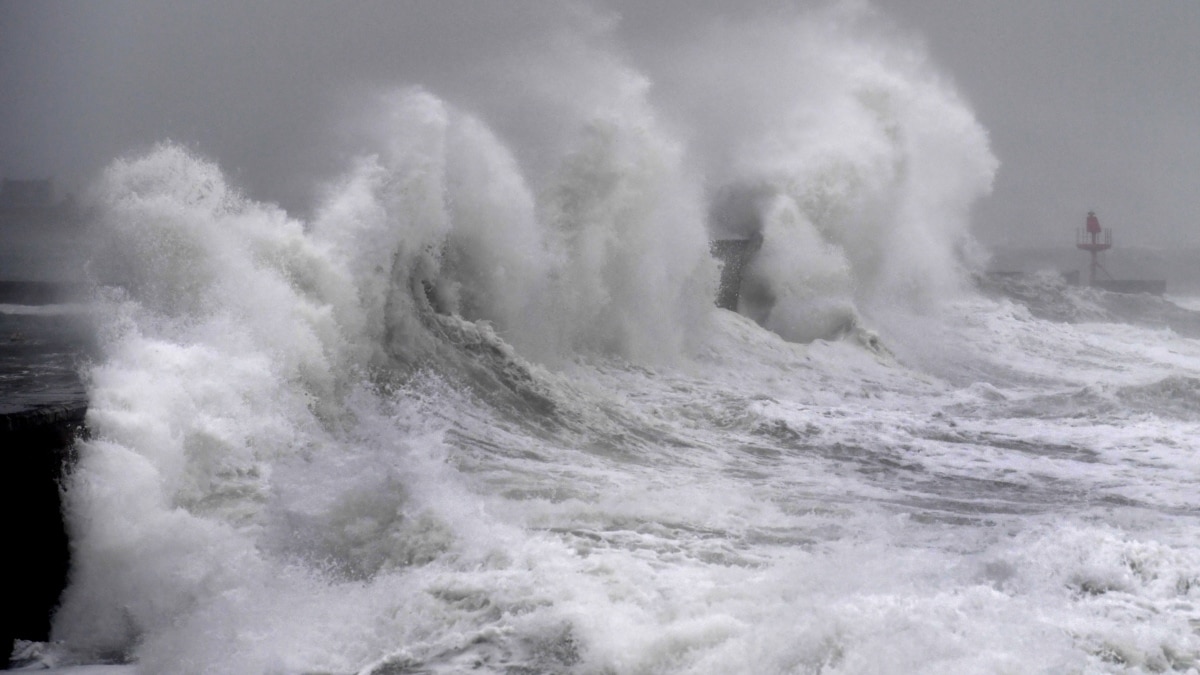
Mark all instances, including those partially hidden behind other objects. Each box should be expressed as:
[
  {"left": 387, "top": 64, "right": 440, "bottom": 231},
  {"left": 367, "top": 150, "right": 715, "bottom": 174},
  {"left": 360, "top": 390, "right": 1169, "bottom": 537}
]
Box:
[{"left": 0, "top": 281, "right": 87, "bottom": 306}]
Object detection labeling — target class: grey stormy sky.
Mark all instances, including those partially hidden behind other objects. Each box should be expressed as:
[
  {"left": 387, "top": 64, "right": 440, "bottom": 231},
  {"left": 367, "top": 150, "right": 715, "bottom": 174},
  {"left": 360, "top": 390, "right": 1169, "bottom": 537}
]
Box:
[
  {"left": 1, "top": 0, "right": 1197, "bottom": 249},
  {"left": 881, "top": 0, "right": 1200, "bottom": 249}
]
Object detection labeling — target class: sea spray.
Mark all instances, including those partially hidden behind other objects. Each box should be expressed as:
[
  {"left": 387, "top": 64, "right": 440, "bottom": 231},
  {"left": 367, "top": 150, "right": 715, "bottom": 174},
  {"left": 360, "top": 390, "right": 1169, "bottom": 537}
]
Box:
[
  {"left": 543, "top": 113, "right": 717, "bottom": 361},
  {"left": 83, "top": 144, "right": 358, "bottom": 398},
  {"left": 658, "top": 5, "right": 996, "bottom": 340},
  {"left": 56, "top": 143, "right": 558, "bottom": 670},
  {"left": 311, "top": 88, "right": 557, "bottom": 366},
  {"left": 53, "top": 77, "right": 723, "bottom": 667},
  {"left": 742, "top": 193, "right": 858, "bottom": 342},
  {"left": 316, "top": 81, "right": 716, "bottom": 366},
  {"left": 525, "top": 30, "right": 719, "bottom": 362},
  {"left": 56, "top": 145, "right": 357, "bottom": 661}
]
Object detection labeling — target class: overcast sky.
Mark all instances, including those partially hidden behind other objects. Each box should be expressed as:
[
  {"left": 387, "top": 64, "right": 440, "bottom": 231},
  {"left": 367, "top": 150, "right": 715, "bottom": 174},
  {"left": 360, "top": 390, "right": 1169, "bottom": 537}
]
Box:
[{"left": 2, "top": 0, "right": 1197, "bottom": 249}]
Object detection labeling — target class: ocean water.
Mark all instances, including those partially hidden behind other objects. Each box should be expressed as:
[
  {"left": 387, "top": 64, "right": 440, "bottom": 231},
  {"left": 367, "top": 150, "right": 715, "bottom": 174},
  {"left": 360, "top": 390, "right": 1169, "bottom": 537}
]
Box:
[
  {"left": 29, "top": 7, "right": 1200, "bottom": 674},
  {"left": 0, "top": 303, "right": 91, "bottom": 413}
]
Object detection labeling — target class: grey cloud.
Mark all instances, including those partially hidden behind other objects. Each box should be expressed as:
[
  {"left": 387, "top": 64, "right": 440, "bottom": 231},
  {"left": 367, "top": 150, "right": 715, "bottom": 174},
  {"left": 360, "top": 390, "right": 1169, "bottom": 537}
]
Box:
[{"left": 2, "top": 0, "right": 1197, "bottom": 248}]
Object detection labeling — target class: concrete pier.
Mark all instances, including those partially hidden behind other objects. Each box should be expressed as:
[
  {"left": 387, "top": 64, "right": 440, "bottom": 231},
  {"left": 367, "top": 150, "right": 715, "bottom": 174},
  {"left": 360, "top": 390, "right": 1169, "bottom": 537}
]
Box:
[{"left": 1, "top": 400, "right": 85, "bottom": 665}]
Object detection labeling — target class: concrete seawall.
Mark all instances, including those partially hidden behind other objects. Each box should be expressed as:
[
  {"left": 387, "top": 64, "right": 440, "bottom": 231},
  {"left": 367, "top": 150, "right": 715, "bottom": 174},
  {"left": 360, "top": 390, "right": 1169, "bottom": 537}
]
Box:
[{"left": 1, "top": 401, "right": 85, "bottom": 665}]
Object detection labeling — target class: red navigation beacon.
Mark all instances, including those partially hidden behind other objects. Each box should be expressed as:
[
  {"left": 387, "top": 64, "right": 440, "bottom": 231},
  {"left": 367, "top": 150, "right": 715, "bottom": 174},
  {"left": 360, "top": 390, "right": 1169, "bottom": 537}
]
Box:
[{"left": 1076, "top": 210, "right": 1112, "bottom": 285}]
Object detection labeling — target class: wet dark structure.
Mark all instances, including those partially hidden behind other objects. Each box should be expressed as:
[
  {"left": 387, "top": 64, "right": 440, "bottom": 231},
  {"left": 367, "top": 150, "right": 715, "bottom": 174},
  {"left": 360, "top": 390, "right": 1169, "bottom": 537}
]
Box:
[
  {"left": 710, "top": 232, "right": 762, "bottom": 312},
  {"left": 1, "top": 403, "right": 84, "bottom": 664}
]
